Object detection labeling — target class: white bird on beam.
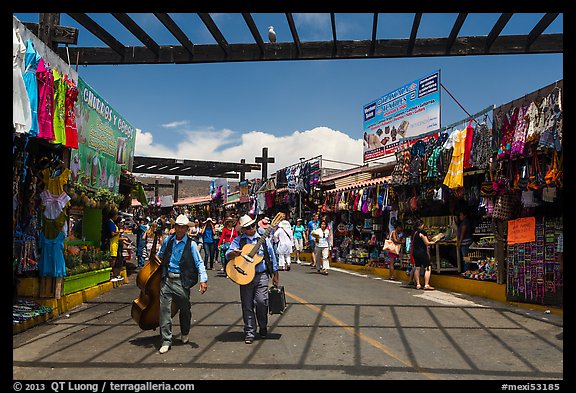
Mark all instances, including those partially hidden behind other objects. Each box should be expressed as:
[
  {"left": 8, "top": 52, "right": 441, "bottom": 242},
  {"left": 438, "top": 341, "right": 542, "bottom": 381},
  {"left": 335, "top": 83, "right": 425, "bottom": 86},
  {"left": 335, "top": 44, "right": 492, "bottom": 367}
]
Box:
[{"left": 268, "top": 26, "right": 277, "bottom": 43}]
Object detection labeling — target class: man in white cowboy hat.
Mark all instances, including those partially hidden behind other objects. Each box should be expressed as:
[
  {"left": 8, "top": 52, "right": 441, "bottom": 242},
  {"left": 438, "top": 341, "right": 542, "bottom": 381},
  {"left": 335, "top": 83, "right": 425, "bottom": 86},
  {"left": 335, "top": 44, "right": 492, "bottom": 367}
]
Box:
[
  {"left": 225, "top": 214, "right": 279, "bottom": 344},
  {"left": 156, "top": 214, "right": 208, "bottom": 354},
  {"left": 274, "top": 219, "right": 294, "bottom": 271}
]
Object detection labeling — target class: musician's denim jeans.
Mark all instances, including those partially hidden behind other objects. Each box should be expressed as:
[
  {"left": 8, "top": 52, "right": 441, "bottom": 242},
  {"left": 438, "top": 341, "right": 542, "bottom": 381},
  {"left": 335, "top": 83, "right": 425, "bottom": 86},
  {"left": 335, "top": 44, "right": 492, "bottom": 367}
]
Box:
[
  {"left": 240, "top": 272, "right": 269, "bottom": 338},
  {"left": 159, "top": 276, "right": 191, "bottom": 346}
]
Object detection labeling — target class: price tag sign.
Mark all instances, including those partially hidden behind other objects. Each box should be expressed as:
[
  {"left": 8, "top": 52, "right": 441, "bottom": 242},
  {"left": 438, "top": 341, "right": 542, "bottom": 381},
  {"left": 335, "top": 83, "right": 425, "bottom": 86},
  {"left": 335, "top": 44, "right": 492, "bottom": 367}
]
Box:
[{"left": 507, "top": 217, "right": 536, "bottom": 245}]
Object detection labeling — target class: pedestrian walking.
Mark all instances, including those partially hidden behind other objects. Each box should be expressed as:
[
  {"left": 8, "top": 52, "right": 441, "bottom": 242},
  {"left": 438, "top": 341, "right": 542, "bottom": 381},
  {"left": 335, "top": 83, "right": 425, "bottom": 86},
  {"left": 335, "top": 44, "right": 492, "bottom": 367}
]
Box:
[
  {"left": 157, "top": 214, "right": 208, "bottom": 354},
  {"left": 306, "top": 212, "right": 320, "bottom": 267},
  {"left": 387, "top": 220, "right": 405, "bottom": 281},
  {"left": 292, "top": 218, "right": 306, "bottom": 264},
  {"left": 311, "top": 220, "right": 331, "bottom": 275},
  {"left": 225, "top": 214, "right": 279, "bottom": 344},
  {"left": 274, "top": 219, "right": 294, "bottom": 271},
  {"left": 217, "top": 216, "right": 238, "bottom": 274},
  {"left": 131, "top": 217, "right": 148, "bottom": 268},
  {"left": 200, "top": 218, "right": 216, "bottom": 270}
]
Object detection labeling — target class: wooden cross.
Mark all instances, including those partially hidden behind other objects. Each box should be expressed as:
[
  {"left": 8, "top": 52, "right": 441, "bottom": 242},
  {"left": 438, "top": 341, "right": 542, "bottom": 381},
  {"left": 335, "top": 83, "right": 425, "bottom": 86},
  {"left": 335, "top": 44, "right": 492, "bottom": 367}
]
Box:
[
  {"left": 171, "top": 176, "right": 183, "bottom": 202},
  {"left": 239, "top": 159, "right": 247, "bottom": 182},
  {"left": 255, "top": 147, "right": 275, "bottom": 181}
]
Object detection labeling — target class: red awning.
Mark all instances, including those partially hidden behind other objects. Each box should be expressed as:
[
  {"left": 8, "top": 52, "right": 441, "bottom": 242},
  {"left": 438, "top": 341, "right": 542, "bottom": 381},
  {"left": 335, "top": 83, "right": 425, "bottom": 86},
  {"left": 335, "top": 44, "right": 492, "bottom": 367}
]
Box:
[{"left": 326, "top": 176, "right": 391, "bottom": 193}]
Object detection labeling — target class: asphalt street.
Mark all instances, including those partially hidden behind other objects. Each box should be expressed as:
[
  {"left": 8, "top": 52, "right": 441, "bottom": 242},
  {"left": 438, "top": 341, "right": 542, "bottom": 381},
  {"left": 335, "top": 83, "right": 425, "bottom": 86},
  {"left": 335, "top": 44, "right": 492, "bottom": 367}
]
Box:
[{"left": 13, "top": 260, "right": 563, "bottom": 381}]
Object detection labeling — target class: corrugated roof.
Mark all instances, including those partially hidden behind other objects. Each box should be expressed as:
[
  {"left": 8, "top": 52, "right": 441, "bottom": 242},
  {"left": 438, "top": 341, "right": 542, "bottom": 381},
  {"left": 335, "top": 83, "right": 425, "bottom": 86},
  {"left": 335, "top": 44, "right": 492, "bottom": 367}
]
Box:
[
  {"left": 326, "top": 175, "right": 391, "bottom": 193},
  {"left": 173, "top": 195, "right": 212, "bottom": 206}
]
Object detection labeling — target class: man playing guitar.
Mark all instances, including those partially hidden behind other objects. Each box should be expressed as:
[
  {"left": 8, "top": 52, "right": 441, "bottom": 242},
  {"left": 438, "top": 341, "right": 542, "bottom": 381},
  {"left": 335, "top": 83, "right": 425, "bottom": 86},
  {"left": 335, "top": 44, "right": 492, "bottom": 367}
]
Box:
[{"left": 226, "top": 214, "right": 280, "bottom": 344}]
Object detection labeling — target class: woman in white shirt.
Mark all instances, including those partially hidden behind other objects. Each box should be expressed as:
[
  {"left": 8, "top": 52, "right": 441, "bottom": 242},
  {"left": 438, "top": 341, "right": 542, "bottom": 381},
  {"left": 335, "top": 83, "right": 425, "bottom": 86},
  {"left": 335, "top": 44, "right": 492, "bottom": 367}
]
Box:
[
  {"left": 273, "top": 220, "right": 294, "bottom": 271},
  {"left": 311, "top": 220, "right": 331, "bottom": 275}
]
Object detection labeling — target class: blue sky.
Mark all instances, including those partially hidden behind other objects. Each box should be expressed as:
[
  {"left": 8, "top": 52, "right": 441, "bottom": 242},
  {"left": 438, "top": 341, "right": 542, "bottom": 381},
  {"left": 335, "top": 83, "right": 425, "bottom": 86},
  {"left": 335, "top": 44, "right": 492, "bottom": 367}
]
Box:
[{"left": 14, "top": 13, "right": 563, "bottom": 176}]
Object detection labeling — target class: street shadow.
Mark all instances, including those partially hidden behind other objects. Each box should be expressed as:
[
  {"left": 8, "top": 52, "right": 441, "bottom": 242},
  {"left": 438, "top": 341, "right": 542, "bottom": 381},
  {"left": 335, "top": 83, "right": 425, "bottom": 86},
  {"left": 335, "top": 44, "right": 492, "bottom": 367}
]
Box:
[
  {"left": 213, "top": 331, "right": 246, "bottom": 342},
  {"left": 128, "top": 335, "right": 157, "bottom": 349}
]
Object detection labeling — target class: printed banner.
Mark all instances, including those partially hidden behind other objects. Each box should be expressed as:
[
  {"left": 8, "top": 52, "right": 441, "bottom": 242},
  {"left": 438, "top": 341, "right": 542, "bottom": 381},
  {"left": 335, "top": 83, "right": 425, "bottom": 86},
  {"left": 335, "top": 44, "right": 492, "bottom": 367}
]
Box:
[
  {"left": 69, "top": 77, "right": 136, "bottom": 193},
  {"left": 239, "top": 180, "right": 249, "bottom": 203},
  {"left": 363, "top": 70, "right": 441, "bottom": 162},
  {"left": 507, "top": 217, "right": 536, "bottom": 245}
]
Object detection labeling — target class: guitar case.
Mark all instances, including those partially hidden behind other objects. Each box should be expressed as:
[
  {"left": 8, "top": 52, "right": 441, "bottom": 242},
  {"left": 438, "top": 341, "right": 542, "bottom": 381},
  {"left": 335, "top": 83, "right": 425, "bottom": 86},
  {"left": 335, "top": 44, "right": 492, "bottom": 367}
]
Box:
[{"left": 268, "top": 285, "right": 287, "bottom": 315}]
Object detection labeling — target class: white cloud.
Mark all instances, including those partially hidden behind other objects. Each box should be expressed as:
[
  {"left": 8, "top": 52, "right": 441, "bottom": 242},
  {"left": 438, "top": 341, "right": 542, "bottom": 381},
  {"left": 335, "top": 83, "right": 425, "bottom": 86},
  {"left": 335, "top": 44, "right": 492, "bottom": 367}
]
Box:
[
  {"left": 161, "top": 120, "right": 189, "bottom": 128},
  {"left": 134, "top": 126, "right": 365, "bottom": 179}
]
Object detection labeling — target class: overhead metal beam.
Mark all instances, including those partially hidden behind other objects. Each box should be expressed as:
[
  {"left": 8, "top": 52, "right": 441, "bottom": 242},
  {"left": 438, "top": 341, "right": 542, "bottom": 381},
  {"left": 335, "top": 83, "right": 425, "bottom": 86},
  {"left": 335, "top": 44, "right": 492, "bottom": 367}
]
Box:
[
  {"left": 371, "top": 13, "right": 378, "bottom": 54},
  {"left": 197, "top": 13, "right": 230, "bottom": 56},
  {"left": 330, "top": 13, "right": 337, "bottom": 55},
  {"left": 112, "top": 13, "right": 160, "bottom": 57},
  {"left": 446, "top": 13, "right": 468, "bottom": 54},
  {"left": 486, "top": 13, "right": 513, "bottom": 51},
  {"left": 58, "top": 34, "right": 563, "bottom": 65},
  {"left": 526, "top": 13, "right": 560, "bottom": 48},
  {"left": 154, "top": 13, "right": 195, "bottom": 57},
  {"left": 285, "top": 13, "right": 301, "bottom": 55},
  {"left": 242, "top": 13, "right": 265, "bottom": 54},
  {"left": 407, "top": 13, "right": 422, "bottom": 55},
  {"left": 132, "top": 156, "right": 260, "bottom": 178},
  {"left": 67, "top": 13, "right": 126, "bottom": 57}
]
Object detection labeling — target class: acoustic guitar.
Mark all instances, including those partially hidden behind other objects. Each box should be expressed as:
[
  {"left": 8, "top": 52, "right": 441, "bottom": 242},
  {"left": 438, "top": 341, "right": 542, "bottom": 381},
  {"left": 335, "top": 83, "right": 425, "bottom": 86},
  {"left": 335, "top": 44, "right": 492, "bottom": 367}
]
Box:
[{"left": 226, "top": 212, "right": 285, "bottom": 286}]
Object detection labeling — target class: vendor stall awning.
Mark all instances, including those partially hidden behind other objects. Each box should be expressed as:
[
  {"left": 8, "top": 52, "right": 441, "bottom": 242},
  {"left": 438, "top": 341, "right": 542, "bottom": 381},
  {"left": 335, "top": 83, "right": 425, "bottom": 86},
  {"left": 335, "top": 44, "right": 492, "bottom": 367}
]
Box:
[
  {"left": 326, "top": 175, "right": 392, "bottom": 194},
  {"left": 173, "top": 195, "right": 212, "bottom": 206}
]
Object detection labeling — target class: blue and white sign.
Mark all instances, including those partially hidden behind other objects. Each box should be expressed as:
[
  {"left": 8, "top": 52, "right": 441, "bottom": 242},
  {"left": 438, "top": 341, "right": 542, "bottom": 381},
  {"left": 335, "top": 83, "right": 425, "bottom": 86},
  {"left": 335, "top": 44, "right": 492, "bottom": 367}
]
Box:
[{"left": 363, "top": 70, "right": 441, "bottom": 162}]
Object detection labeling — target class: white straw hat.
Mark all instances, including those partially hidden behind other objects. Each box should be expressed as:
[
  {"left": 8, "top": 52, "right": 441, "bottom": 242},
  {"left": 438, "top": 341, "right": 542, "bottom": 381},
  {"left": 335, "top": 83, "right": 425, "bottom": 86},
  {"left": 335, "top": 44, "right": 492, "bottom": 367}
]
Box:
[{"left": 238, "top": 214, "right": 256, "bottom": 228}]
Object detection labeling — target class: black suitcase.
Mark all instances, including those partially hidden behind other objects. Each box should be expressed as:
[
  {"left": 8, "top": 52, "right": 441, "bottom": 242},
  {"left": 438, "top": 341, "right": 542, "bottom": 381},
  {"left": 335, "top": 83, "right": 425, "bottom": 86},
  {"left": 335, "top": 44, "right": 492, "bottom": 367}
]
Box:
[{"left": 268, "top": 285, "right": 287, "bottom": 315}]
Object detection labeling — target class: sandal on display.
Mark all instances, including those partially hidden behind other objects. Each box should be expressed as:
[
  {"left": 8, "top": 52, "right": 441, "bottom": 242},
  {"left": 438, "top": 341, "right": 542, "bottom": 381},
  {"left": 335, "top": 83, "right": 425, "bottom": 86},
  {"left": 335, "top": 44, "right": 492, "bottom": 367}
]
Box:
[{"left": 424, "top": 285, "right": 435, "bottom": 290}]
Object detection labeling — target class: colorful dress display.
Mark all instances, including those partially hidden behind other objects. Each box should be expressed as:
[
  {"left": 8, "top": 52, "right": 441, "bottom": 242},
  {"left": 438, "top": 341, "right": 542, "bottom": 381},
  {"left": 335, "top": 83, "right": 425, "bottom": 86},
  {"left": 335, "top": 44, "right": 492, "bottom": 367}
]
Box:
[
  {"left": 13, "top": 24, "right": 31, "bottom": 133},
  {"left": 23, "top": 39, "right": 41, "bottom": 137}
]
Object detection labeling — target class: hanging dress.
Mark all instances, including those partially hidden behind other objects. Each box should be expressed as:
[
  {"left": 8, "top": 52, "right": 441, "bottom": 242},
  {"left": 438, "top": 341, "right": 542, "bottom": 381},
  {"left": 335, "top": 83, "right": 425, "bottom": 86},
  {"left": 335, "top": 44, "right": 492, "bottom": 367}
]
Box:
[
  {"left": 510, "top": 105, "right": 529, "bottom": 159},
  {"left": 13, "top": 25, "right": 31, "bottom": 134},
  {"left": 36, "top": 58, "right": 55, "bottom": 141},
  {"left": 38, "top": 231, "right": 67, "bottom": 277},
  {"left": 443, "top": 128, "right": 466, "bottom": 189},
  {"left": 23, "top": 39, "right": 41, "bottom": 137},
  {"left": 64, "top": 77, "right": 79, "bottom": 149},
  {"left": 51, "top": 68, "right": 68, "bottom": 145},
  {"left": 524, "top": 101, "right": 541, "bottom": 144}
]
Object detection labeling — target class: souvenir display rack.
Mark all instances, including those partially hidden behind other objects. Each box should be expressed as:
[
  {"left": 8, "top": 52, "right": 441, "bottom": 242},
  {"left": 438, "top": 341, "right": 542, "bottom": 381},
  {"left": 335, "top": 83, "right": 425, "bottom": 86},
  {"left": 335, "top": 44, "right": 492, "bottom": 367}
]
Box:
[
  {"left": 506, "top": 216, "right": 562, "bottom": 306},
  {"left": 462, "top": 217, "right": 497, "bottom": 281}
]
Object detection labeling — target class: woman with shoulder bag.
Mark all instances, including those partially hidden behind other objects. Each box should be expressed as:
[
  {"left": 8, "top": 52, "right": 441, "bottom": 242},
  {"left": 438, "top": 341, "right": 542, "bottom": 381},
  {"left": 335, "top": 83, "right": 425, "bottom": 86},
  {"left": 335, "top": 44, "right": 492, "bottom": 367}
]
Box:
[{"left": 385, "top": 220, "right": 405, "bottom": 280}]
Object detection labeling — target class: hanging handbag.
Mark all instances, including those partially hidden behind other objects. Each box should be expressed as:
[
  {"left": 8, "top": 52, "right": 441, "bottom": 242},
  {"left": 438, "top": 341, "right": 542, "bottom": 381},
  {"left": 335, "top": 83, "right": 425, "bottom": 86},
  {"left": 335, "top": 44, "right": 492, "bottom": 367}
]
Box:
[
  {"left": 515, "top": 159, "right": 530, "bottom": 191},
  {"left": 544, "top": 150, "right": 562, "bottom": 189},
  {"left": 338, "top": 191, "right": 348, "bottom": 211},
  {"left": 527, "top": 153, "right": 546, "bottom": 190}
]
